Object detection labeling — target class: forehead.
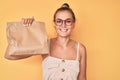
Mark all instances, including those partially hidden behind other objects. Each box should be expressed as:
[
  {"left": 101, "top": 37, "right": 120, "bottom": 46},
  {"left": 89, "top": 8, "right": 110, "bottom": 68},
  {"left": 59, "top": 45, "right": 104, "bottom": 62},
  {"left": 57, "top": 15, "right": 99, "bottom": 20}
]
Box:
[{"left": 55, "top": 10, "right": 73, "bottom": 20}]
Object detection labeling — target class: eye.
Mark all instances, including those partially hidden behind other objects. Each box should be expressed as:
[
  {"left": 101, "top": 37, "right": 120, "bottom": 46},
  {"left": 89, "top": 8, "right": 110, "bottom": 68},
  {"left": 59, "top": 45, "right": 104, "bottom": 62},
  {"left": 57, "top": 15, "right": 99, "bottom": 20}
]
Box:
[
  {"left": 66, "top": 20, "right": 72, "bottom": 23},
  {"left": 56, "top": 20, "right": 62, "bottom": 23}
]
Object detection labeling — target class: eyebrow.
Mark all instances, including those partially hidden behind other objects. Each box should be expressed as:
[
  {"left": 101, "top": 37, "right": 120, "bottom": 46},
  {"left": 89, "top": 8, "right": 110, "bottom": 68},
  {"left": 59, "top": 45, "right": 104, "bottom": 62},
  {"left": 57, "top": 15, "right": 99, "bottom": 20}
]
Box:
[{"left": 56, "top": 18, "right": 72, "bottom": 20}]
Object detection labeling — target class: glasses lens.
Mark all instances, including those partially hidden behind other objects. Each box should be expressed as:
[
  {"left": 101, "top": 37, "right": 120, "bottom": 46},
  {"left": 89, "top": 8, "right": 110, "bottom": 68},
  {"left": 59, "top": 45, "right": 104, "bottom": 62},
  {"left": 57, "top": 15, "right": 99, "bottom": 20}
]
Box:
[
  {"left": 55, "top": 20, "right": 62, "bottom": 26},
  {"left": 55, "top": 19, "right": 73, "bottom": 26},
  {"left": 65, "top": 20, "right": 73, "bottom": 26}
]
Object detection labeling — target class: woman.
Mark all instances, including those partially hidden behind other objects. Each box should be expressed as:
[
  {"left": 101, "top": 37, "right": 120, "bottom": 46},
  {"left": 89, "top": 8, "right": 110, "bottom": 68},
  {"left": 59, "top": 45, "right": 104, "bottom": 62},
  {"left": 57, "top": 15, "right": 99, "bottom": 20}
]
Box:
[{"left": 5, "top": 3, "right": 87, "bottom": 80}]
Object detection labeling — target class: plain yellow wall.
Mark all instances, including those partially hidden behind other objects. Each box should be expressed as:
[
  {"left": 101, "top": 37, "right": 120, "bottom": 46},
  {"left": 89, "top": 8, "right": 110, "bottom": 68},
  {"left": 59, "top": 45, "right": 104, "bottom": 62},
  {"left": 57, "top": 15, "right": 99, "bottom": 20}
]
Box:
[{"left": 0, "top": 0, "right": 120, "bottom": 80}]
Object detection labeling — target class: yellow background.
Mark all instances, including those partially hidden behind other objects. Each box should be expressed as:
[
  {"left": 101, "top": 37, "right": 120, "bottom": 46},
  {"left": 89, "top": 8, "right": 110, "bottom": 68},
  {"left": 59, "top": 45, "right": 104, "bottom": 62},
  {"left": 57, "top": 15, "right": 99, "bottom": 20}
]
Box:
[{"left": 0, "top": 0, "right": 120, "bottom": 80}]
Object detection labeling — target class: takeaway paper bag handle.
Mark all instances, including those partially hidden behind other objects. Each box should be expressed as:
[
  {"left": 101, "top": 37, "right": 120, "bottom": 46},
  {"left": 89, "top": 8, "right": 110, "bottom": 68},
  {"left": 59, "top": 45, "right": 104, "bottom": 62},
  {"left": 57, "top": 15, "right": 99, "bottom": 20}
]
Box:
[{"left": 5, "top": 21, "right": 49, "bottom": 56}]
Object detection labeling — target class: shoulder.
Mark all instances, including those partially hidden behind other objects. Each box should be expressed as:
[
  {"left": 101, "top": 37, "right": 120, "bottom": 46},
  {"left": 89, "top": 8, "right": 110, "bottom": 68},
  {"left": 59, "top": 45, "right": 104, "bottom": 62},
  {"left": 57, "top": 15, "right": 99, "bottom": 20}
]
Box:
[
  {"left": 49, "top": 38, "right": 56, "bottom": 42},
  {"left": 79, "top": 43, "right": 87, "bottom": 59},
  {"left": 48, "top": 38, "right": 55, "bottom": 45},
  {"left": 79, "top": 43, "right": 86, "bottom": 52}
]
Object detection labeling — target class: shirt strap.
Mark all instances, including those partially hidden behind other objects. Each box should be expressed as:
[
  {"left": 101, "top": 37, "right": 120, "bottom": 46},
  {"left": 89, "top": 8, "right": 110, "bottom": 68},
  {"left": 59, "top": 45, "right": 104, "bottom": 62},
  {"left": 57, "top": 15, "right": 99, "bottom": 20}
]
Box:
[
  {"left": 76, "top": 42, "right": 80, "bottom": 60},
  {"left": 48, "top": 39, "right": 51, "bottom": 56}
]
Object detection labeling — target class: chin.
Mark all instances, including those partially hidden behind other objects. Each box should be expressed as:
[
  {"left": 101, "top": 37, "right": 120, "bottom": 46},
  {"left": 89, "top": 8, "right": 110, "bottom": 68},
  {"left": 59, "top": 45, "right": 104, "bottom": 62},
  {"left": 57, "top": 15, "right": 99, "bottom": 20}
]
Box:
[{"left": 58, "top": 34, "right": 70, "bottom": 38}]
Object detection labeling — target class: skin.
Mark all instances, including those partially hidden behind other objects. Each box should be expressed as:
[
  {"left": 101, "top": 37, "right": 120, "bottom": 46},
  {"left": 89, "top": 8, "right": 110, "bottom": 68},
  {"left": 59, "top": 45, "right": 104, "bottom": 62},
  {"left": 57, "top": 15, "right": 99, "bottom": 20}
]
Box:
[
  {"left": 53, "top": 10, "right": 87, "bottom": 80},
  {"left": 4, "top": 10, "right": 87, "bottom": 80}
]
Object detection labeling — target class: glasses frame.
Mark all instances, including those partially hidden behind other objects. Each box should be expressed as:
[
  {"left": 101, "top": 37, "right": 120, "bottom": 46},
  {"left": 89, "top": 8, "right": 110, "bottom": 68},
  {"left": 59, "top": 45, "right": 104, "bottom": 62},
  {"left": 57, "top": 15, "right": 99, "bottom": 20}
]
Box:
[{"left": 54, "top": 18, "right": 74, "bottom": 26}]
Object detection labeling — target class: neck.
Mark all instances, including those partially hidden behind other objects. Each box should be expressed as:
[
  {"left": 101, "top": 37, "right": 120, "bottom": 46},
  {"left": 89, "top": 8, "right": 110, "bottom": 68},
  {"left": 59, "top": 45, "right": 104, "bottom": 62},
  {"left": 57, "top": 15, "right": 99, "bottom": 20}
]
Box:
[{"left": 55, "top": 36, "right": 70, "bottom": 47}]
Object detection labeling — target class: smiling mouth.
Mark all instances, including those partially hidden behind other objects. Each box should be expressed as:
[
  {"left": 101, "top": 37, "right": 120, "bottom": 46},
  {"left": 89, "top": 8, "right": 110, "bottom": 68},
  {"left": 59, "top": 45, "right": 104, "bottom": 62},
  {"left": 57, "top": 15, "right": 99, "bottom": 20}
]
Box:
[{"left": 59, "top": 29, "right": 68, "bottom": 32}]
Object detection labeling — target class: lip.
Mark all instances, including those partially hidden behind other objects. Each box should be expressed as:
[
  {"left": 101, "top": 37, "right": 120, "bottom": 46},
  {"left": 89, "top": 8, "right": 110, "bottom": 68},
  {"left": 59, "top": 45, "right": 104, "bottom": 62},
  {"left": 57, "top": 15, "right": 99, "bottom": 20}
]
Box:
[{"left": 59, "top": 29, "right": 68, "bottom": 32}]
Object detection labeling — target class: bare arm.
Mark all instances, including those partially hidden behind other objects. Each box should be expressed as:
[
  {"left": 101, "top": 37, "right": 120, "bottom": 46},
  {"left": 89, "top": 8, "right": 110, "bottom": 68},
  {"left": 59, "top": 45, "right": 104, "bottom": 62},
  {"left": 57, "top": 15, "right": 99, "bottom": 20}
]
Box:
[
  {"left": 78, "top": 44, "right": 87, "bottom": 80},
  {"left": 4, "top": 51, "right": 33, "bottom": 60}
]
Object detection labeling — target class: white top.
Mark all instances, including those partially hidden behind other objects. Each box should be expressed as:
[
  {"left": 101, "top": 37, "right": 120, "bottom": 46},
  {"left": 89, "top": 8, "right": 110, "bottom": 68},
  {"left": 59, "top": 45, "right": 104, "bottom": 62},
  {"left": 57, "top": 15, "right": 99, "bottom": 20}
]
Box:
[{"left": 42, "top": 42, "right": 80, "bottom": 80}]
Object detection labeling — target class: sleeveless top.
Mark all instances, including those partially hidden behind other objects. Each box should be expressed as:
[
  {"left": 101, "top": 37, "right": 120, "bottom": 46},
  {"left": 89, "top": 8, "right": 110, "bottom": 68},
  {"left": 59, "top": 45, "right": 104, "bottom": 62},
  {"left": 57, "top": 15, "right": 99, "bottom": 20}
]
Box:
[{"left": 42, "top": 42, "right": 80, "bottom": 80}]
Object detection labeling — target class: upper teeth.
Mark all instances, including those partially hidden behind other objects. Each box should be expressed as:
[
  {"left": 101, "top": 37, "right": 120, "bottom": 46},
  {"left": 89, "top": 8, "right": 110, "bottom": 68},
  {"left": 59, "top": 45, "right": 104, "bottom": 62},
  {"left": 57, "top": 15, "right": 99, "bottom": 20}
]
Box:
[{"left": 60, "top": 29, "right": 67, "bottom": 32}]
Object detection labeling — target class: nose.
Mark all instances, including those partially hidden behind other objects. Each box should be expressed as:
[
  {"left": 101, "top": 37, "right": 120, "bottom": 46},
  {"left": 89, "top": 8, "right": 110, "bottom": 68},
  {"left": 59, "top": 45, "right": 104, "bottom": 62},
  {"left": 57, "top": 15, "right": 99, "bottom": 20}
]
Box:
[{"left": 61, "top": 21, "right": 66, "bottom": 28}]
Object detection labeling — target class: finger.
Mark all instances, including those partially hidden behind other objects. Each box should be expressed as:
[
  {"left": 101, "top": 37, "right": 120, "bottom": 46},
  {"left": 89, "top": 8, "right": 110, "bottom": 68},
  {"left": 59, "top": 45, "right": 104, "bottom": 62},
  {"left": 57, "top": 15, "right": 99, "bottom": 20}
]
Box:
[
  {"left": 27, "top": 18, "right": 32, "bottom": 26},
  {"left": 28, "top": 18, "right": 34, "bottom": 26},
  {"left": 21, "top": 18, "right": 27, "bottom": 26},
  {"left": 30, "top": 17, "right": 35, "bottom": 23},
  {"left": 28, "top": 17, "right": 34, "bottom": 26},
  {"left": 21, "top": 17, "right": 34, "bottom": 26},
  {"left": 25, "top": 19, "right": 29, "bottom": 26},
  {"left": 24, "top": 18, "right": 28, "bottom": 25}
]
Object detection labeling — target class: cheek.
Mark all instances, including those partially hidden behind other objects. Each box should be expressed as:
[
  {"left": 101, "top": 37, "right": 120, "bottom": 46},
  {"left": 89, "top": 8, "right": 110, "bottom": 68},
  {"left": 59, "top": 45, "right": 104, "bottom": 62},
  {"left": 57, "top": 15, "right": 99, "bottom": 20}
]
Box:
[
  {"left": 54, "top": 26, "right": 60, "bottom": 33},
  {"left": 54, "top": 26, "right": 59, "bottom": 30}
]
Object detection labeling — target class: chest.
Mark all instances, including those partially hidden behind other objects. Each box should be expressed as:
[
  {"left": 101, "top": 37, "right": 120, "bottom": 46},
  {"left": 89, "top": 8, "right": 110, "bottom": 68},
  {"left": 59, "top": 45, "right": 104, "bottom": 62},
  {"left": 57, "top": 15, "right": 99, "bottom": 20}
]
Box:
[{"left": 50, "top": 44, "right": 77, "bottom": 60}]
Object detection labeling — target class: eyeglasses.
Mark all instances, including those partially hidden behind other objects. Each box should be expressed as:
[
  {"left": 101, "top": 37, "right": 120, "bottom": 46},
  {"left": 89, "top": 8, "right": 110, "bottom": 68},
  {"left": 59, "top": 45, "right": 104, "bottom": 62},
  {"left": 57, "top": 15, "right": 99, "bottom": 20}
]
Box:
[{"left": 54, "top": 19, "right": 74, "bottom": 26}]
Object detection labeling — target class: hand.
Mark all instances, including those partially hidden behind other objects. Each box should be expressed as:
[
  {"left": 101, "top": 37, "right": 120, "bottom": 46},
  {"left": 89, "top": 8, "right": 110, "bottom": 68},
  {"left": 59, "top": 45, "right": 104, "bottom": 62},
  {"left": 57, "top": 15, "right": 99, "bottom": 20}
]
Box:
[{"left": 22, "top": 17, "right": 34, "bottom": 26}]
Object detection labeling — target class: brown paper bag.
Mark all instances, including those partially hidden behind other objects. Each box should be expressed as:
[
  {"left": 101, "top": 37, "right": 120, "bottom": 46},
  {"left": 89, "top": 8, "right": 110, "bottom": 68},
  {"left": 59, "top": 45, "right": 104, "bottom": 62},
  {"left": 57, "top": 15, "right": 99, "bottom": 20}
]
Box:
[{"left": 5, "top": 21, "right": 49, "bottom": 56}]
